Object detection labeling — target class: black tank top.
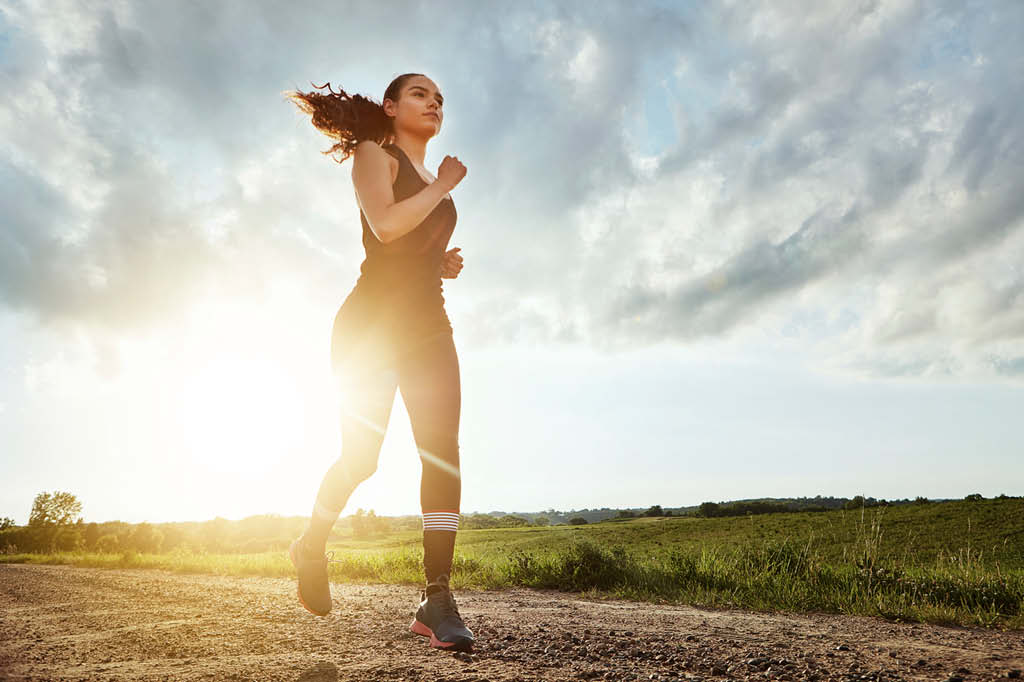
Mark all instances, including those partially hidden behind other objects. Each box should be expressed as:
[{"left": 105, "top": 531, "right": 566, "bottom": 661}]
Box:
[{"left": 330, "top": 142, "right": 457, "bottom": 370}]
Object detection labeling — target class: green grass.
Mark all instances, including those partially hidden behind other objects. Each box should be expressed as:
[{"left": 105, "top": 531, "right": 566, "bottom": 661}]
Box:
[{"left": 3, "top": 498, "right": 1022, "bottom": 629}]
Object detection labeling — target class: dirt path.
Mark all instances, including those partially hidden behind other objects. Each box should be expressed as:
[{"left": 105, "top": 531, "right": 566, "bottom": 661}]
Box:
[{"left": 0, "top": 564, "right": 1021, "bottom": 681}]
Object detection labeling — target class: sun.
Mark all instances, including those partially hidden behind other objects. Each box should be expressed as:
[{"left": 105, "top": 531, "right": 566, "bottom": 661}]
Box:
[
  {"left": 165, "top": 291, "right": 430, "bottom": 519},
  {"left": 177, "top": 349, "right": 306, "bottom": 477}
]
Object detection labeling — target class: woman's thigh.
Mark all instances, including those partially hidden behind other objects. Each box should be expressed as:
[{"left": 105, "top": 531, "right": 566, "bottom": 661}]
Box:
[
  {"left": 336, "top": 362, "right": 400, "bottom": 463},
  {"left": 396, "top": 331, "right": 461, "bottom": 451}
]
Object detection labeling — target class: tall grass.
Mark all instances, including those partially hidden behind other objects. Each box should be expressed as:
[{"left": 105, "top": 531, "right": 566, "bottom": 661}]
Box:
[{"left": 3, "top": 499, "right": 1021, "bottom": 629}]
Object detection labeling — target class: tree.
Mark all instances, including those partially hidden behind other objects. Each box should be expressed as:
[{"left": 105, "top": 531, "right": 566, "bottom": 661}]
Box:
[
  {"left": 351, "top": 508, "right": 390, "bottom": 538},
  {"left": 28, "top": 491, "right": 82, "bottom": 553},
  {"left": 96, "top": 535, "right": 120, "bottom": 553},
  {"left": 29, "top": 491, "right": 82, "bottom": 527},
  {"left": 697, "top": 502, "right": 720, "bottom": 518},
  {"left": 54, "top": 527, "right": 83, "bottom": 551},
  {"left": 844, "top": 495, "right": 866, "bottom": 510},
  {"left": 199, "top": 517, "right": 231, "bottom": 552},
  {"left": 83, "top": 522, "right": 100, "bottom": 550},
  {"left": 0, "top": 517, "right": 15, "bottom": 530},
  {"left": 568, "top": 516, "right": 588, "bottom": 525},
  {"left": 130, "top": 522, "right": 164, "bottom": 553},
  {"left": 532, "top": 516, "right": 551, "bottom": 526},
  {"left": 643, "top": 505, "right": 663, "bottom": 517}
]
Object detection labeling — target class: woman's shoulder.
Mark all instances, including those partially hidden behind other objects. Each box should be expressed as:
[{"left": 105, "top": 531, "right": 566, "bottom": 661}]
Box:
[
  {"left": 351, "top": 140, "right": 400, "bottom": 182},
  {"left": 353, "top": 139, "right": 397, "bottom": 157}
]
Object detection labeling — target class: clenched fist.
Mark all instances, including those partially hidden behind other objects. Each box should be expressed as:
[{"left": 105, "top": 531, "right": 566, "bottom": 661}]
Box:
[
  {"left": 441, "top": 247, "right": 463, "bottom": 279},
  {"left": 437, "top": 155, "right": 466, "bottom": 192}
]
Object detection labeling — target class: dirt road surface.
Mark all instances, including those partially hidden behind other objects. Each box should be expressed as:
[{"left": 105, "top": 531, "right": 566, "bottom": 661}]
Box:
[{"left": 1, "top": 564, "right": 1021, "bottom": 681}]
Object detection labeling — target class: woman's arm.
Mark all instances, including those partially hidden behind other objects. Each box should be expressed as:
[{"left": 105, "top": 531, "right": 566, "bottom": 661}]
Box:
[{"left": 351, "top": 140, "right": 452, "bottom": 244}]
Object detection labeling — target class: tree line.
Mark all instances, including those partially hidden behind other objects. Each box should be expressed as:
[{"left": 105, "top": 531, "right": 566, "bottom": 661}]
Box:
[
  {"left": 3, "top": 491, "right": 1014, "bottom": 555},
  {"left": 0, "top": 492, "right": 559, "bottom": 555}
]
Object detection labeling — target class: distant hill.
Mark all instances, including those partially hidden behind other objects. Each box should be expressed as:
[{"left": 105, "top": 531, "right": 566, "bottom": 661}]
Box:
[{"left": 474, "top": 494, "right": 967, "bottom": 525}]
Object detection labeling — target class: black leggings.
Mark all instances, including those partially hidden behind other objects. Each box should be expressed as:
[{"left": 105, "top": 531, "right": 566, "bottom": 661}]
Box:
[{"left": 313, "top": 329, "right": 461, "bottom": 518}]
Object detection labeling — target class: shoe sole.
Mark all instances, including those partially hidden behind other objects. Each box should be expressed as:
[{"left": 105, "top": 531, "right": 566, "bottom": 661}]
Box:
[
  {"left": 288, "top": 541, "right": 331, "bottom": 617},
  {"left": 409, "top": 617, "right": 474, "bottom": 652}
]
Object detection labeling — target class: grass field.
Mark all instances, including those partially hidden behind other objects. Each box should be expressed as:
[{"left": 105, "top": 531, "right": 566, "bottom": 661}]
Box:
[{"left": 3, "top": 498, "right": 1022, "bottom": 629}]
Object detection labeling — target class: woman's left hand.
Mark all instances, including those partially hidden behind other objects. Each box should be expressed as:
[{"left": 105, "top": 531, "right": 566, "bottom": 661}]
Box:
[{"left": 441, "top": 247, "right": 463, "bottom": 279}]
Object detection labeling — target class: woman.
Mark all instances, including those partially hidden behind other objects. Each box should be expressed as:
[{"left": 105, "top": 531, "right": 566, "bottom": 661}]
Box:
[{"left": 284, "top": 73, "right": 472, "bottom": 652}]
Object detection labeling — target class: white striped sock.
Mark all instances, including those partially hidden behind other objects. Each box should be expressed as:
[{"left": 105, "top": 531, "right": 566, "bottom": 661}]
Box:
[{"left": 422, "top": 511, "right": 459, "bottom": 532}]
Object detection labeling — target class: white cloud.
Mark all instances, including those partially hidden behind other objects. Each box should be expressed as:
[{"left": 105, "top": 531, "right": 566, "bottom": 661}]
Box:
[{"left": 1, "top": 0, "right": 1022, "bottom": 383}]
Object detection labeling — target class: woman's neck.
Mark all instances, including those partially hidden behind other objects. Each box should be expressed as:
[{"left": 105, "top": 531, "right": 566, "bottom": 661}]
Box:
[{"left": 391, "top": 135, "right": 428, "bottom": 167}]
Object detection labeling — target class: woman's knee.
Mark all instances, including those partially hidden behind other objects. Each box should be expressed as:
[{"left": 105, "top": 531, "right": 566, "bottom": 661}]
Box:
[
  {"left": 326, "top": 452, "right": 378, "bottom": 489},
  {"left": 329, "top": 429, "right": 385, "bottom": 485},
  {"left": 417, "top": 437, "right": 460, "bottom": 480}
]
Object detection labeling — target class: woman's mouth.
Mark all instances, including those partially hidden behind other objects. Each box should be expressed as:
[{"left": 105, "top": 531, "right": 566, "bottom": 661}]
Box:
[{"left": 425, "top": 113, "right": 439, "bottom": 121}]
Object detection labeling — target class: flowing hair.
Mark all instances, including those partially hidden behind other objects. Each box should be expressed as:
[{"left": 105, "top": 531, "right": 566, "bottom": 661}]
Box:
[{"left": 283, "top": 73, "right": 423, "bottom": 163}]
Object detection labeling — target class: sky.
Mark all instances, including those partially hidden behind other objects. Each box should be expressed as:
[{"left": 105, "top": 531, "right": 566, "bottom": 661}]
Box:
[{"left": 1, "top": 1, "right": 1022, "bottom": 525}]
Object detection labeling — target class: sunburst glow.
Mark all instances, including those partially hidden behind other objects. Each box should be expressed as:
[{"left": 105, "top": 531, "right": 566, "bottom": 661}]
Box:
[{"left": 177, "top": 350, "right": 305, "bottom": 476}]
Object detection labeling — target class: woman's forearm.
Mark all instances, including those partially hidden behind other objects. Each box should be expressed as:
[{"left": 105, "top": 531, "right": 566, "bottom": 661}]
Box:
[{"left": 376, "top": 180, "right": 452, "bottom": 244}]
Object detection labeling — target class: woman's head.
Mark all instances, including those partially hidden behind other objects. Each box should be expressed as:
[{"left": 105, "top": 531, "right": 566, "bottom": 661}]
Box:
[{"left": 284, "top": 73, "right": 444, "bottom": 163}]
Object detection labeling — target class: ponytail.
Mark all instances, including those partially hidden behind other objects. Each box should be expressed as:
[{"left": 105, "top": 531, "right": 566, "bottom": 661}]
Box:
[{"left": 284, "top": 73, "right": 422, "bottom": 164}]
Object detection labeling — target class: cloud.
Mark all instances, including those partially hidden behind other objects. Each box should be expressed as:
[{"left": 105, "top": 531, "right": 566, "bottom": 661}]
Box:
[{"left": 1, "top": 1, "right": 1022, "bottom": 381}]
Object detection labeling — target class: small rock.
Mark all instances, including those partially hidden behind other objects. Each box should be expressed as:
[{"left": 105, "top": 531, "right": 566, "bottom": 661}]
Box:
[
  {"left": 945, "top": 676, "right": 964, "bottom": 682},
  {"left": 1008, "top": 670, "right": 1022, "bottom": 679},
  {"left": 835, "top": 644, "right": 850, "bottom": 651}
]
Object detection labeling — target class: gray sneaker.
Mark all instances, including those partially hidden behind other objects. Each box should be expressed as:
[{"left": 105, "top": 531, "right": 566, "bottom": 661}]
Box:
[
  {"left": 288, "top": 537, "right": 333, "bottom": 616},
  {"left": 408, "top": 573, "right": 474, "bottom": 651}
]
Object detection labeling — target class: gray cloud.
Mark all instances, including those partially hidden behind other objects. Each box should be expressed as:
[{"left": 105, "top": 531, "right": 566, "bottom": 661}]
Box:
[{"left": 575, "top": 2, "right": 1024, "bottom": 377}]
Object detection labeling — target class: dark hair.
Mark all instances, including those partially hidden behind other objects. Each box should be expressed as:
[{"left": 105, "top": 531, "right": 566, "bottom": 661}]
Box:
[{"left": 284, "top": 73, "right": 423, "bottom": 164}]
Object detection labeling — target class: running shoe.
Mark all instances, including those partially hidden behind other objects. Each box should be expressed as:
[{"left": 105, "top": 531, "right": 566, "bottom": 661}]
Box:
[
  {"left": 408, "top": 573, "right": 474, "bottom": 651},
  {"left": 288, "top": 536, "right": 333, "bottom": 616}
]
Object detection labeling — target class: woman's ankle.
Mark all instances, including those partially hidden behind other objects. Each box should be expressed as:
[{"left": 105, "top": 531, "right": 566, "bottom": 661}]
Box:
[{"left": 300, "top": 534, "right": 325, "bottom": 558}]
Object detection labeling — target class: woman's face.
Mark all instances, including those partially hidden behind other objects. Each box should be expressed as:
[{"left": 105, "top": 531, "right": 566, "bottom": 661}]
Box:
[{"left": 390, "top": 76, "right": 444, "bottom": 137}]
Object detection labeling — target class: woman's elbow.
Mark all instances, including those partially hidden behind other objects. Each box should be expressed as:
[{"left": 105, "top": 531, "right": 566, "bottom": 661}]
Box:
[
  {"left": 373, "top": 222, "right": 397, "bottom": 244},
  {"left": 364, "top": 213, "right": 395, "bottom": 244}
]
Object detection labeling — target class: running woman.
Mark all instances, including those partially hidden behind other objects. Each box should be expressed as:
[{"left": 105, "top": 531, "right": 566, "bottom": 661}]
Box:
[{"left": 283, "top": 73, "right": 472, "bottom": 652}]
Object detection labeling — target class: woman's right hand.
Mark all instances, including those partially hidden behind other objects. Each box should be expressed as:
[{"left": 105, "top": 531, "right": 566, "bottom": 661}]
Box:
[{"left": 437, "top": 155, "right": 466, "bottom": 191}]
